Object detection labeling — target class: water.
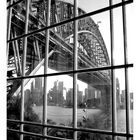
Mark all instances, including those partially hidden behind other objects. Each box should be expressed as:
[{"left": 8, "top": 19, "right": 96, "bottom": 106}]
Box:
[{"left": 33, "top": 106, "right": 133, "bottom": 132}]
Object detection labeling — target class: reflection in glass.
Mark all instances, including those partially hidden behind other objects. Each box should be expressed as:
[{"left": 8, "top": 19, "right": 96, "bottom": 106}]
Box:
[
  {"left": 7, "top": 38, "right": 23, "bottom": 78},
  {"left": 25, "top": 36, "right": 45, "bottom": 76},
  {"left": 24, "top": 124, "right": 42, "bottom": 136},
  {"left": 24, "top": 25, "right": 74, "bottom": 76},
  {"left": 78, "top": 0, "right": 109, "bottom": 14},
  {"left": 28, "top": 0, "right": 74, "bottom": 33},
  {"left": 7, "top": 79, "right": 22, "bottom": 101},
  {"left": 48, "top": 127, "right": 73, "bottom": 139},
  {"left": 77, "top": 132, "right": 112, "bottom": 140},
  {"left": 24, "top": 77, "right": 44, "bottom": 123},
  {"left": 77, "top": 11, "right": 111, "bottom": 70},
  {"left": 117, "top": 136, "right": 126, "bottom": 140},
  {"left": 31, "top": 75, "right": 74, "bottom": 127},
  {"left": 113, "top": 7, "right": 125, "bottom": 65},
  {"left": 114, "top": 69, "right": 126, "bottom": 133},
  {"left": 128, "top": 68, "right": 134, "bottom": 134},
  {"left": 77, "top": 71, "right": 112, "bottom": 131},
  {"left": 7, "top": 131, "right": 20, "bottom": 140},
  {"left": 47, "top": 75, "right": 73, "bottom": 127},
  {"left": 10, "top": 0, "right": 26, "bottom": 37},
  {"left": 113, "top": 0, "right": 122, "bottom": 5},
  {"left": 23, "top": 134, "right": 42, "bottom": 140},
  {"left": 7, "top": 0, "right": 133, "bottom": 140},
  {"left": 49, "top": 26, "right": 74, "bottom": 72}
]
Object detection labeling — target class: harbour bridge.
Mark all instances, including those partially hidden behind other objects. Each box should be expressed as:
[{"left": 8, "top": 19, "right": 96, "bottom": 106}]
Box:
[{"left": 7, "top": 0, "right": 111, "bottom": 106}]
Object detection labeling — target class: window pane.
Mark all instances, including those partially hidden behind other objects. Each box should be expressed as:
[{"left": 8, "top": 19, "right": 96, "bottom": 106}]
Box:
[
  {"left": 7, "top": 131, "right": 20, "bottom": 140},
  {"left": 48, "top": 127, "right": 73, "bottom": 139},
  {"left": 24, "top": 124, "right": 42, "bottom": 135},
  {"left": 77, "top": 71, "right": 112, "bottom": 131},
  {"left": 126, "top": 3, "right": 134, "bottom": 65},
  {"left": 77, "top": 132, "right": 112, "bottom": 140},
  {"left": 25, "top": 25, "right": 74, "bottom": 76},
  {"left": 7, "top": 78, "right": 22, "bottom": 100},
  {"left": 113, "top": 7, "right": 125, "bottom": 66},
  {"left": 78, "top": 12, "right": 111, "bottom": 70},
  {"left": 29, "top": 0, "right": 74, "bottom": 33},
  {"left": 49, "top": 25, "right": 74, "bottom": 72},
  {"left": 7, "top": 38, "right": 23, "bottom": 78},
  {"left": 10, "top": 0, "right": 26, "bottom": 38},
  {"left": 23, "top": 77, "right": 44, "bottom": 123},
  {"left": 7, "top": 121, "right": 20, "bottom": 131},
  {"left": 128, "top": 68, "right": 134, "bottom": 134},
  {"left": 114, "top": 69, "right": 126, "bottom": 133},
  {"left": 78, "top": 0, "right": 109, "bottom": 14},
  {"left": 25, "top": 36, "right": 45, "bottom": 76},
  {"left": 23, "top": 134, "right": 42, "bottom": 140},
  {"left": 117, "top": 136, "right": 126, "bottom": 140},
  {"left": 46, "top": 75, "right": 73, "bottom": 126}
]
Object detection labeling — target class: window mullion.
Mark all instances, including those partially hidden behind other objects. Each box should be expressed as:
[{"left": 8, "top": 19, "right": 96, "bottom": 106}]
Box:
[
  {"left": 20, "top": 0, "right": 30, "bottom": 140},
  {"left": 109, "top": 0, "right": 117, "bottom": 139},
  {"left": 122, "top": 0, "right": 131, "bottom": 138},
  {"left": 73, "top": 0, "right": 78, "bottom": 140},
  {"left": 7, "top": 0, "right": 13, "bottom": 63},
  {"left": 43, "top": 0, "right": 51, "bottom": 139}
]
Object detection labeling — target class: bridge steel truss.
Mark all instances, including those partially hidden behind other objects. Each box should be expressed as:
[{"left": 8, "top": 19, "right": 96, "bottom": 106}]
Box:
[{"left": 7, "top": 0, "right": 133, "bottom": 140}]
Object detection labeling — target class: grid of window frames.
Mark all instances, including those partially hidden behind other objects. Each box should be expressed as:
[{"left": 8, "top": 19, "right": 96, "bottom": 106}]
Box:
[{"left": 7, "top": 0, "right": 133, "bottom": 140}]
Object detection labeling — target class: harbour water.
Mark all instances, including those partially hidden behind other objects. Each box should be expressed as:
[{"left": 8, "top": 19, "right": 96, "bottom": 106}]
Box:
[{"left": 33, "top": 106, "right": 133, "bottom": 133}]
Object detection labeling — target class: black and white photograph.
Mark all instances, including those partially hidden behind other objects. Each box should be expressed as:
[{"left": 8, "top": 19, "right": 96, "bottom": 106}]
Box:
[{"left": 1, "top": 0, "right": 138, "bottom": 140}]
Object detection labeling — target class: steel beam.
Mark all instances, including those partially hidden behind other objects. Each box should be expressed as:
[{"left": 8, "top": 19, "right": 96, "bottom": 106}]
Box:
[
  {"left": 11, "top": 34, "right": 19, "bottom": 75},
  {"left": 35, "top": 39, "right": 41, "bottom": 61},
  {"left": 13, "top": 30, "right": 22, "bottom": 75},
  {"left": 33, "top": 41, "right": 37, "bottom": 56}
]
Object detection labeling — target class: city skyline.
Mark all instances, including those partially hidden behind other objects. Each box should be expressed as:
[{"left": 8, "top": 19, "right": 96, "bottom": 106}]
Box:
[{"left": 24, "top": 77, "right": 133, "bottom": 110}]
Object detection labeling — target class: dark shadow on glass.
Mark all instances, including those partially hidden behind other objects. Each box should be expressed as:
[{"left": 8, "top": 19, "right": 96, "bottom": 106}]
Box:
[
  {"left": 77, "top": 132, "right": 112, "bottom": 140},
  {"left": 47, "top": 127, "right": 73, "bottom": 139},
  {"left": 23, "top": 124, "right": 42, "bottom": 135},
  {"left": 7, "top": 131, "right": 20, "bottom": 140},
  {"left": 23, "top": 134, "right": 42, "bottom": 140}
]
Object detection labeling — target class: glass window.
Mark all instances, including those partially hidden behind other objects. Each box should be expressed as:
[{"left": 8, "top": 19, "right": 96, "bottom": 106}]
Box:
[{"left": 7, "top": 0, "right": 134, "bottom": 140}]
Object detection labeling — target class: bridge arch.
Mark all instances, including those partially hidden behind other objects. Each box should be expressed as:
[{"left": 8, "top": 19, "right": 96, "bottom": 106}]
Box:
[
  {"left": 65, "top": 30, "right": 109, "bottom": 66},
  {"left": 48, "top": 0, "right": 110, "bottom": 66}
]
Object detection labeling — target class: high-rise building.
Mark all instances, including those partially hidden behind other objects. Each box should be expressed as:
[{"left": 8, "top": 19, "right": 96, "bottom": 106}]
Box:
[
  {"left": 77, "top": 90, "right": 83, "bottom": 105},
  {"left": 35, "top": 77, "right": 42, "bottom": 90},
  {"left": 87, "top": 85, "right": 96, "bottom": 99},
  {"left": 58, "top": 81, "right": 63, "bottom": 92},
  {"left": 57, "top": 81, "right": 64, "bottom": 105},
  {"left": 66, "top": 88, "right": 73, "bottom": 106},
  {"left": 121, "top": 90, "right": 126, "bottom": 109},
  {"left": 116, "top": 78, "right": 121, "bottom": 109}
]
